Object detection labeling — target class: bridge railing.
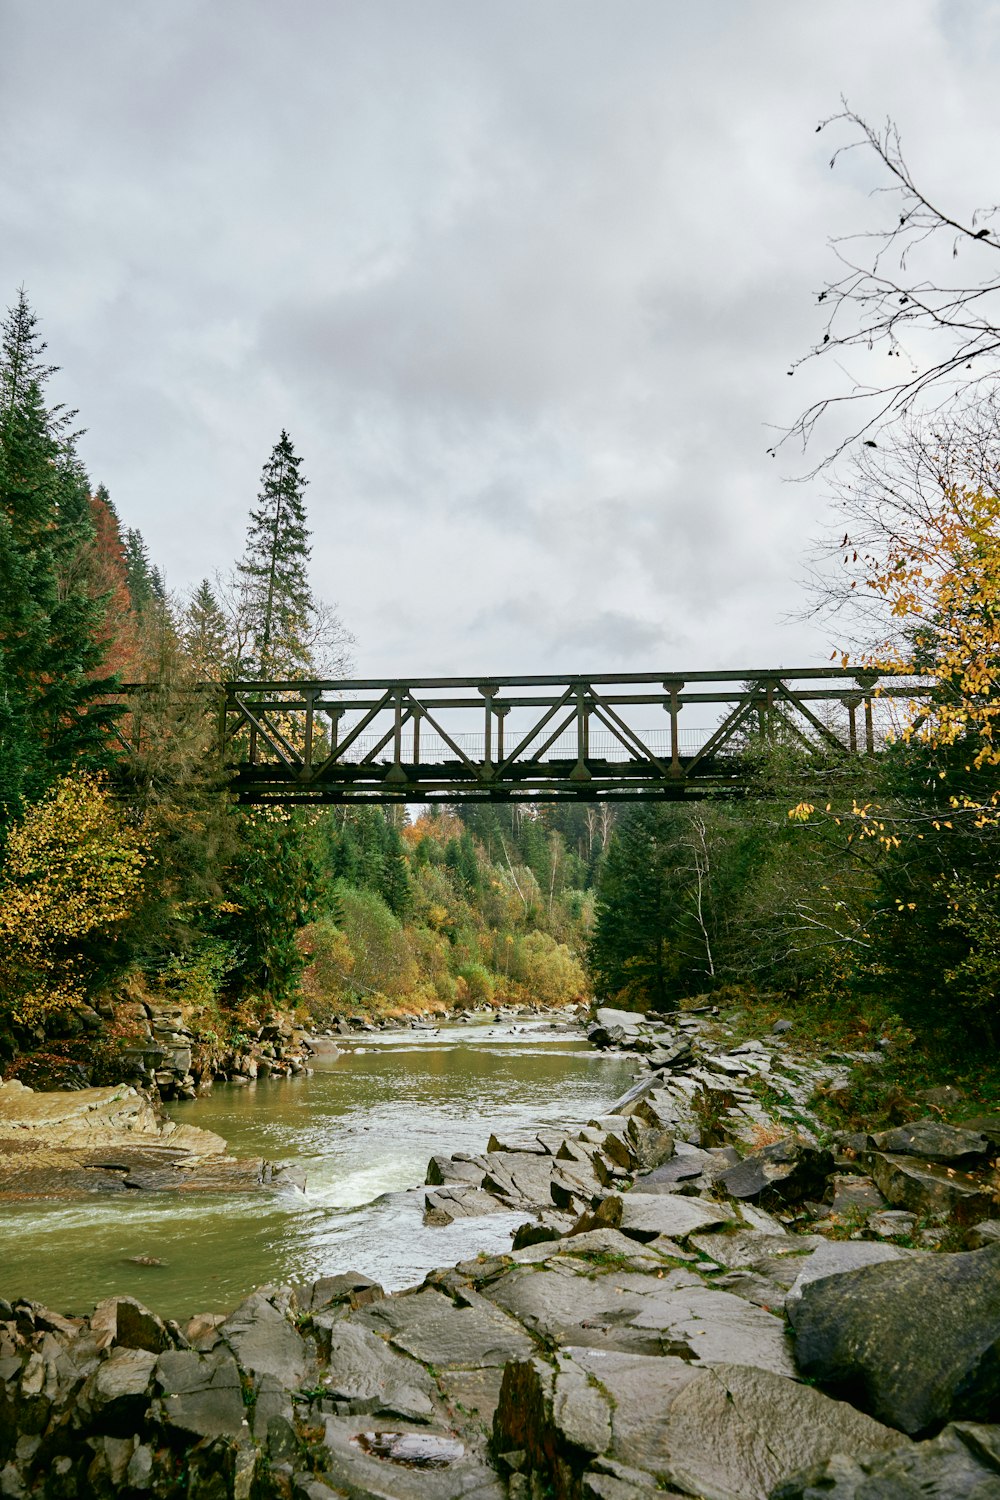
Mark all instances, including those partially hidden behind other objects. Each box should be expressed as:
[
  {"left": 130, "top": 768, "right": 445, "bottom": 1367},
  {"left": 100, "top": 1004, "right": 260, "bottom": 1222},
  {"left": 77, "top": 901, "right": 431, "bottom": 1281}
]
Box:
[{"left": 209, "top": 668, "right": 932, "bottom": 804}]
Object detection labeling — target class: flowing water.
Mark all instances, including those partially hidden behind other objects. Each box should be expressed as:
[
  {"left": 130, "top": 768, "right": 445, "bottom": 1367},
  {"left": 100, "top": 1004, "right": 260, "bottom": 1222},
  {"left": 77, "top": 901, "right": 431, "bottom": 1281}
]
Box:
[{"left": 0, "top": 1020, "right": 635, "bottom": 1322}]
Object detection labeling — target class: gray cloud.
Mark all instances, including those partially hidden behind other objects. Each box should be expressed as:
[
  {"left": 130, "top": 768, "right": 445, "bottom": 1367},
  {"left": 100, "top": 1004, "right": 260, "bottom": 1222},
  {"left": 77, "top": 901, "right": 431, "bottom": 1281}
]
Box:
[{"left": 2, "top": 0, "right": 998, "bottom": 676}]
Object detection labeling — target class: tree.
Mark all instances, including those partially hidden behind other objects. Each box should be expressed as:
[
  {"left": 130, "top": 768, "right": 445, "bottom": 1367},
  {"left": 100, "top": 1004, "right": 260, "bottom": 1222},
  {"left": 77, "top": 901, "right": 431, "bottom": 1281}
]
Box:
[
  {"left": 781, "top": 108, "right": 1000, "bottom": 470},
  {"left": 183, "top": 578, "right": 231, "bottom": 680},
  {"left": 0, "top": 290, "right": 118, "bottom": 828},
  {"left": 589, "top": 806, "right": 683, "bottom": 1011},
  {"left": 236, "top": 431, "right": 315, "bottom": 677},
  {"left": 0, "top": 773, "right": 149, "bottom": 1027}
]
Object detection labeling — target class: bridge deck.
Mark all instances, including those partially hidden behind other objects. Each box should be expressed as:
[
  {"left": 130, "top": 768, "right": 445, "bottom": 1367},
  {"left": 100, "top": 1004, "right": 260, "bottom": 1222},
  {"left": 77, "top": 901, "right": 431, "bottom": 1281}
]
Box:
[{"left": 201, "top": 668, "right": 929, "bottom": 805}]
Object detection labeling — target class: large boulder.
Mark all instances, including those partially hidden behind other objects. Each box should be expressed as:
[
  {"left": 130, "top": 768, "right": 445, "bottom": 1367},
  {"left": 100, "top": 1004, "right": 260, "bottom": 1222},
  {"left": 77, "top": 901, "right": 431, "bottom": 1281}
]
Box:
[{"left": 792, "top": 1242, "right": 1000, "bottom": 1435}]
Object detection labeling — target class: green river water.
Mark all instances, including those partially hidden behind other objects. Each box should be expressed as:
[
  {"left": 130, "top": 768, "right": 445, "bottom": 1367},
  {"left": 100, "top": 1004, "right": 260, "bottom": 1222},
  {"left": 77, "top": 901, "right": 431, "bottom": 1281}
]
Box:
[{"left": 0, "top": 1021, "right": 634, "bottom": 1322}]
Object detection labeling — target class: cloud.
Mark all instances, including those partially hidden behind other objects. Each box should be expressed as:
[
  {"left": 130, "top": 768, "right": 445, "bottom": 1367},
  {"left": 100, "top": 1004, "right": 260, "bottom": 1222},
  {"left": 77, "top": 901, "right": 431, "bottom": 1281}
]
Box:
[{"left": 2, "top": 0, "right": 999, "bottom": 675}]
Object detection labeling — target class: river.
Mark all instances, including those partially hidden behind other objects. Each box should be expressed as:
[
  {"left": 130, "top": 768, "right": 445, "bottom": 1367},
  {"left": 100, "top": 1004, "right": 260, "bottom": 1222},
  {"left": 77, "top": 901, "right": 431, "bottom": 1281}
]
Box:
[{"left": 0, "top": 1020, "right": 635, "bottom": 1321}]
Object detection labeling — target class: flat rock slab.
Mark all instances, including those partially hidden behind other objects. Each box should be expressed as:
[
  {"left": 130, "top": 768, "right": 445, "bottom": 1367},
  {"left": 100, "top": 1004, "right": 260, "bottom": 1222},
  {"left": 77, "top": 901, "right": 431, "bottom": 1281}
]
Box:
[
  {"left": 0, "top": 1080, "right": 283, "bottom": 1197},
  {"left": 792, "top": 1241, "right": 1000, "bottom": 1434},
  {"left": 580, "top": 1192, "right": 734, "bottom": 1243},
  {"left": 485, "top": 1262, "right": 794, "bottom": 1375},
  {"left": 784, "top": 1239, "right": 910, "bottom": 1313},
  {"left": 316, "top": 1321, "right": 436, "bottom": 1422},
  {"left": 356, "top": 1287, "right": 534, "bottom": 1369},
  {"left": 495, "top": 1351, "right": 902, "bottom": 1500}
]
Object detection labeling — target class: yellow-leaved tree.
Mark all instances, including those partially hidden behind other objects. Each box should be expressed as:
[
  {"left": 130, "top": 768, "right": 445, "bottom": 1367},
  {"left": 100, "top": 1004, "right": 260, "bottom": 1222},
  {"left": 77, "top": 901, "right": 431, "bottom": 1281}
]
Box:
[
  {"left": 0, "top": 774, "right": 149, "bottom": 1025},
  {"left": 860, "top": 482, "right": 1000, "bottom": 776}
]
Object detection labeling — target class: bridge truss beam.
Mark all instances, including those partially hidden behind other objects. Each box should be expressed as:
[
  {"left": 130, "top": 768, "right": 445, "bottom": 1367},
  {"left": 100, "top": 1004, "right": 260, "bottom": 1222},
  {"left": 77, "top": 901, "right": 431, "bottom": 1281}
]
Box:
[{"left": 210, "top": 668, "right": 930, "bottom": 805}]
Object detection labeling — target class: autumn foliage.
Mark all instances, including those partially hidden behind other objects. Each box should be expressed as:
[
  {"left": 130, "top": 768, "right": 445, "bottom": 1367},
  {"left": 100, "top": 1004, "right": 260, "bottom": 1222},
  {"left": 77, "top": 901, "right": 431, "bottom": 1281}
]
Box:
[{"left": 0, "top": 774, "right": 149, "bottom": 1024}]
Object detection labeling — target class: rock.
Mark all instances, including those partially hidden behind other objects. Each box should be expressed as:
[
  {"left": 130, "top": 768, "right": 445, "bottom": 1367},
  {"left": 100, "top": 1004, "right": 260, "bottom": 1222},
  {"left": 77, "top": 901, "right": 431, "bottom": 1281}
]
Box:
[
  {"left": 970, "top": 1222, "right": 1000, "bottom": 1250},
  {"left": 219, "top": 1289, "right": 313, "bottom": 1388},
  {"left": 867, "top": 1151, "right": 997, "bottom": 1224},
  {"left": 90, "top": 1296, "right": 171, "bottom": 1354},
  {"left": 784, "top": 1240, "right": 910, "bottom": 1313},
  {"left": 960, "top": 1115, "right": 1000, "bottom": 1148},
  {"left": 153, "top": 1348, "right": 247, "bottom": 1440},
  {"left": 718, "top": 1138, "right": 834, "bottom": 1205},
  {"left": 486, "top": 1263, "right": 795, "bottom": 1375},
  {"left": 829, "top": 1173, "right": 887, "bottom": 1217},
  {"left": 771, "top": 1420, "right": 1000, "bottom": 1499},
  {"left": 772, "top": 1020, "right": 793, "bottom": 1034},
  {"left": 358, "top": 1287, "right": 534, "bottom": 1369},
  {"left": 870, "top": 1118, "right": 991, "bottom": 1163},
  {"left": 494, "top": 1352, "right": 901, "bottom": 1500},
  {"left": 425, "top": 1155, "right": 486, "bottom": 1187},
  {"left": 85, "top": 1347, "right": 159, "bottom": 1432},
  {"left": 314, "top": 1321, "right": 436, "bottom": 1421},
  {"left": 792, "top": 1241, "right": 1000, "bottom": 1435},
  {"left": 917, "top": 1084, "right": 967, "bottom": 1112},
  {"left": 572, "top": 1192, "right": 734, "bottom": 1243},
  {"left": 298, "top": 1273, "right": 384, "bottom": 1312},
  {"left": 867, "top": 1209, "right": 917, "bottom": 1239}
]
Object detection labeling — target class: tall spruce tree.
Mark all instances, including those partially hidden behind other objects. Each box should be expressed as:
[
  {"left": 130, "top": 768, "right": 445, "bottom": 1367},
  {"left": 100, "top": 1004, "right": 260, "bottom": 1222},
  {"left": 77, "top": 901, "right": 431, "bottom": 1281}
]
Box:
[
  {"left": 0, "top": 291, "right": 117, "bottom": 828},
  {"left": 237, "top": 431, "right": 314, "bottom": 677}
]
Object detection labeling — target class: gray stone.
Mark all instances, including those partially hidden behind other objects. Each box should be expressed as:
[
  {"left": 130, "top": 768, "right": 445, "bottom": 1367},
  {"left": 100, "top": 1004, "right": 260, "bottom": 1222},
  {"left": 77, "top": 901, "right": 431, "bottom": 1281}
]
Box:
[
  {"left": 317, "top": 1412, "right": 505, "bottom": 1500},
  {"left": 86, "top": 1347, "right": 158, "bottom": 1431},
  {"left": 870, "top": 1118, "right": 991, "bottom": 1163},
  {"left": 829, "top": 1174, "right": 887, "bottom": 1217},
  {"left": 574, "top": 1192, "right": 734, "bottom": 1243},
  {"left": 425, "top": 1154, "right": 486, "bottom": 1187},
  {"left": 153, "top": 1348, "right": 247, "bottom": 1440},
  {"left": 358, "top": 1287, "right": 534, "bottom": 1368},
  {"left": 486, "top": 1262, "right": 795, "bottom": 1375},
  {"left": 220, "top": 1288, "right": 313, "bottom": 1387},
  {"left": 495, "top": 1351, "right": 900, "bottom": 1500},
  {"left": 90, "top": 1295, "right": 170, "bottom": 1354},
  {"left": 792, "top": 1241, "right": 1000, "bottom": 1435},
  {"left": 718, "top": 1138, "right": 834, "bottom": 1205},
  {"left": 316, "top": 1320, "right": 435, "bottom": 1420},
  {"left": 867, "top": 1209, "right": 917, "bottom": 1239},
  {"left": 784, "top": 1240, "right": 909, "bottom": 1314},
  {"left": 867, "top": 1151, "right": 996, "bottom": 1224},
  {"left": 771, "top": 1421, "right": 1000, "bottom": 1499},
  {"left": 970, "top": 1222, "right": 1000, "bottom": 1250}
]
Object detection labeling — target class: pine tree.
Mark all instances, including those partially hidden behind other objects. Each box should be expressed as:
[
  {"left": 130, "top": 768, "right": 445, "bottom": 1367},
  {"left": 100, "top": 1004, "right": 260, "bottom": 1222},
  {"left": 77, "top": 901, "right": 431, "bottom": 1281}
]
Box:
[
  {"left": 184, "top": 579, "right": 230, "bottom": 680},
  {"left": 588, "top": 806, "right": 684, "bottom": 1012},
  {"left": 0, "top": 290, "right": 118, "bottom": 828},
  {"left": 123, "top": 527, "right": 161, "bottom": 617},
  {"left": 236, "top": 431, "right": 314, "bottom": 677}
]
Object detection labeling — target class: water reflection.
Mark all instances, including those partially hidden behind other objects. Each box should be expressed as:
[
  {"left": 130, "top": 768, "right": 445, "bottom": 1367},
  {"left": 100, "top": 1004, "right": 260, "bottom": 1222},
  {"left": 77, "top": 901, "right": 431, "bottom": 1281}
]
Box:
[{"left": 0, "top": 1021, "right": 633, "bottom": 1319}]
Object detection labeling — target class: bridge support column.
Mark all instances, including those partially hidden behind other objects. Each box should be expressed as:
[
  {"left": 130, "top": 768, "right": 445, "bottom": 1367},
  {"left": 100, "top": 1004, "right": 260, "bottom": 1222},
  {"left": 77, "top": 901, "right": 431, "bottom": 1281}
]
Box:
[{"left": 664, "top": 679, "right": 685, "bottom": 778}]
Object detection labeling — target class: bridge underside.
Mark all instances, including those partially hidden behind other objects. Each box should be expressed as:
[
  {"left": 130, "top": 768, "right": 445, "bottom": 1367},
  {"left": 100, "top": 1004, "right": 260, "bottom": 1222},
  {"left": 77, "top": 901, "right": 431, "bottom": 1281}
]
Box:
[{"left": 207, "top": 669, "right": 927, "bottom": 806}]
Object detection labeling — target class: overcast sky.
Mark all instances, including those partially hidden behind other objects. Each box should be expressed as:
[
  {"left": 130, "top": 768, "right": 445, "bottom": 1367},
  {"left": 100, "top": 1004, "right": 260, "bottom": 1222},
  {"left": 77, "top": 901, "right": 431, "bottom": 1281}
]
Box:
[{"left": 3, "top": 0, "right": 999, "bottom": 678}]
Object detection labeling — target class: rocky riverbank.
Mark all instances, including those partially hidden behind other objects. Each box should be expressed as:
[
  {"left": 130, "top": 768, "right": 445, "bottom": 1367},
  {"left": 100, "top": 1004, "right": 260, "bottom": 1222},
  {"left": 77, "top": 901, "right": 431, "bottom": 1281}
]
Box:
[
  {"left": 0, "top": 1080, "right": 303, "bottom": 1198},
  {"left": 3, "top": 1006, "right": 1000, "bottom": 1498}
]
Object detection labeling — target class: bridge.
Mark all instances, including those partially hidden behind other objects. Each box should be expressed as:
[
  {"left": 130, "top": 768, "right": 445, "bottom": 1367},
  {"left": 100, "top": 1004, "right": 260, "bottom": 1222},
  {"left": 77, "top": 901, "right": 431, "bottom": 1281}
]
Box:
[{"left": 194, "top": 667, "right": 929, "bottom": 805}]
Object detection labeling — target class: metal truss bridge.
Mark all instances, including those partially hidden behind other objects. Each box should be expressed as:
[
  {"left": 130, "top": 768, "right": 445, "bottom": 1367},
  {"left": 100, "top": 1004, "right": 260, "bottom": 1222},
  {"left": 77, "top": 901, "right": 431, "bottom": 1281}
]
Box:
[{"left": 200, "top": 667, "right": 929, "bottom": 806}]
